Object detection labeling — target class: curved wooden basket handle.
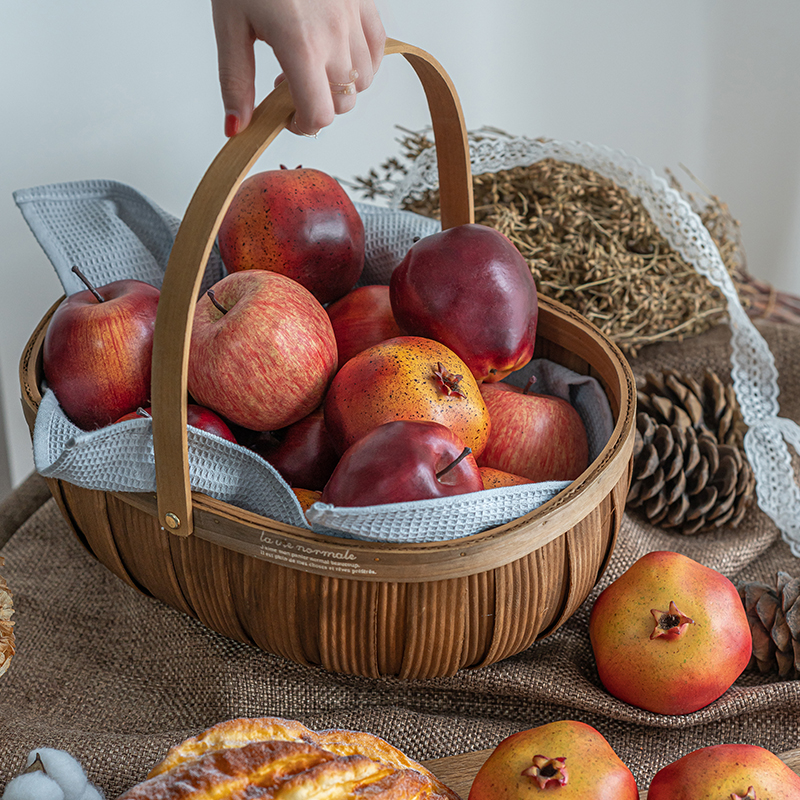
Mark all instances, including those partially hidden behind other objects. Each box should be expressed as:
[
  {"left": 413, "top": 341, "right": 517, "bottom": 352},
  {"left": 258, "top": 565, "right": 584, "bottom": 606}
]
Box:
[{"left": 151, "top": 38, "right": 474, "bottom": 536}]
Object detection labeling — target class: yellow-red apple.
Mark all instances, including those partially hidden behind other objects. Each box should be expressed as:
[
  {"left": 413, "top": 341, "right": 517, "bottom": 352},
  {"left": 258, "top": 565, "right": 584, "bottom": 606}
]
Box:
[
  {"left": 323, "top": 336, "right": 491, "bottom": 457},
  {"left": 589, "top": 550, "right": 752, "bottom": 715},
  {"left": 468, "top": 720, "right": 638, "bottom": 800}
]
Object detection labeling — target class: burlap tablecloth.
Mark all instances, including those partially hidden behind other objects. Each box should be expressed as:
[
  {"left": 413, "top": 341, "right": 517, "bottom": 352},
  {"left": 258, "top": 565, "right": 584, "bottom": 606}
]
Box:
[{"left": 1, "top": 320, "right": 799, "bottom": 797}]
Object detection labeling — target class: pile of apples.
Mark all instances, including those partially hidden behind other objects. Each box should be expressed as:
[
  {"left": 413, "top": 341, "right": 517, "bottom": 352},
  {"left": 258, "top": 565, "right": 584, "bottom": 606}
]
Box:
[{"left": 42, "top": 165, "right": 590, "bottom": 512}]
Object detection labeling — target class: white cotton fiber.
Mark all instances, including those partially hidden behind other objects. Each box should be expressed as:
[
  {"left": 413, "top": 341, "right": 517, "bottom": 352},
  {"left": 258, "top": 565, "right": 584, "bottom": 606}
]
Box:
[
  {"left": 2, "top": 771, "right": 65, "bottom": 800},
  {"left": 25, "top": 750, "right": 89, "bottom": 800}
]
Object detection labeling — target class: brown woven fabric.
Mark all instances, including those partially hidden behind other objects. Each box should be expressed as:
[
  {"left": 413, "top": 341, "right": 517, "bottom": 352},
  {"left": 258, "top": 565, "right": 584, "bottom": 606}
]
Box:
[{"left": 1, "top": 321, "right": 799, "bottom": 797}]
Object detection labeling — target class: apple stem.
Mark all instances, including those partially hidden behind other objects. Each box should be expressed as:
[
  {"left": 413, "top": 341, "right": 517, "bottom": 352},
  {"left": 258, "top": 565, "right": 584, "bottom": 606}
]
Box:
[
  {"left": 136, "top": 407, "right": 152, "bottom": 418},
  {"left": 207, "top": 288, "right": 228, "bottom": 315},
  {"left": 436, "top": 446, "right": 472, "bottom": 480},
  {"left": 71, "top": 265, "right": 105, "bottom": 303},
  {"left": 523, "top": 374, "right": 538, "bottom": 395}
]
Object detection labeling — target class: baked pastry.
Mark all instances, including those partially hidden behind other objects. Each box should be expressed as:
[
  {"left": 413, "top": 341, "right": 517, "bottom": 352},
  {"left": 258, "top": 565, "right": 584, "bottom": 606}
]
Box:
[{"left": 118, "top": 716, "right": 460, "bottom": 800}]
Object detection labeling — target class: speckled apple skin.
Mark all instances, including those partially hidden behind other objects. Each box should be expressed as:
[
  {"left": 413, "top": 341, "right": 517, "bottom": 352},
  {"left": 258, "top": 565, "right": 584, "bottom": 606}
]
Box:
[
  {"left": 323, "top": 336, "right": 491, "bottom": 457},
  {"left": 479, "top": 467, "right": 534, "bottom": 489},
  {"left": 477, "top": 383, "right": 589, "bottom": 482},
  {"left": 468, "top": 720, "right": 638, "bottom": 800},
  {"left": 647, "top": 743, "right": 800, "bottom": 799},
  {"left": 390, "top": 223, "right": 538, "bottom": 383},
  {"left": 589, "top": 550, "right": 752, "bottom": 715},
  {"left": 188, "top": 271, "right": 337, "bottom": 431},
  {"left": 218, "top": 167, "right": 364, "bottom": 305}
]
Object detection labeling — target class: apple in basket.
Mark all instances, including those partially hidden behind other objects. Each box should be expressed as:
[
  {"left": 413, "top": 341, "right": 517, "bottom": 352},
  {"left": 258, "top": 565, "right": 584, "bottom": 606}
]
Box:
[
  {"left": 323, "top": 335, "right": 491, "bottom": 457},
  {"left": 42, "top": 266, "right": 160, "bottom": 430},
  {"left": 217, "top": 166, "right": 365, "bottom": 305},
  {"left": 188, "top": 270, "right": 338, "bottom": 431},
  {"left": 115, "top": 404, "right": 237, "bottom": 443},
  {"left": 250, "top": 406, "right": 340, "bottom": 491},
  {"left": 477, "top": 379, "right": 589, "bottom": 483},
  {"left": 647, "top": 743, "right": 800, "bottom": 799},
  {"left": 468, "top": 720, "right": 638, "bottom": 800},
  {"left": 320, "top": 419, "right": 482, "bottom": 506},
  {"left": 589, "top": 550, "right": 752, "bottom": 715},
  {"left": 478, "top": 466, "right": 533, "bottom": 489},
  {"left": 326, "top": 284, "right": 404, "bottom": 365},
  {"left": 390, "top": 223, "right": 538, "bottom": 383}
]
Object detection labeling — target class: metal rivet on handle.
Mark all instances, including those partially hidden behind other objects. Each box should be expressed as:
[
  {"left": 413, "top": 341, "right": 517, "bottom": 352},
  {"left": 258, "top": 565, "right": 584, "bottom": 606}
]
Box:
[{"left": 164, "top": 513, "right": 181, "bottom": 530}]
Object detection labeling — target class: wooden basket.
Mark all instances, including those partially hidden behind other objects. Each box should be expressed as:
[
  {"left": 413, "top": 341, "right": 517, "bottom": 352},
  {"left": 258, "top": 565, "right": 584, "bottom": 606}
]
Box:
[{"left": 18, "top": 39, "right": 636, "bottom": 680}]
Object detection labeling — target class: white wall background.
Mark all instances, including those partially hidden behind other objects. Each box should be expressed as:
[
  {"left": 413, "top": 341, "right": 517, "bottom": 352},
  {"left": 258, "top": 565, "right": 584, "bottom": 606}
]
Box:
[{"left": 2, "top": 0, "right": 800, "bottom": 495}]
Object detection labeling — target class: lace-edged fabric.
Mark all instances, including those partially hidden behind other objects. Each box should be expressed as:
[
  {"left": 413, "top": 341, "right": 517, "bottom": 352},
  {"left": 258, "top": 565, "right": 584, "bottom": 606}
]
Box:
[{"left": 391, "top": 136, "right": 800, "bottom": 555}]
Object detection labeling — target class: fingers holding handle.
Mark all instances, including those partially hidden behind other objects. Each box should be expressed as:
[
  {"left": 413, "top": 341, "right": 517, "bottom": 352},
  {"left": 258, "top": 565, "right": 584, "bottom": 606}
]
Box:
[{"left": 211, "top": 0, "right": 386, "bottom": 138}]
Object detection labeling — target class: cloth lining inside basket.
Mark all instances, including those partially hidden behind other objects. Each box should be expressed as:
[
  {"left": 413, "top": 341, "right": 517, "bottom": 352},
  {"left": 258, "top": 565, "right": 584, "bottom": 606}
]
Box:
[{"left": 16, "top": 179, "right": 613, "bottom": 543}]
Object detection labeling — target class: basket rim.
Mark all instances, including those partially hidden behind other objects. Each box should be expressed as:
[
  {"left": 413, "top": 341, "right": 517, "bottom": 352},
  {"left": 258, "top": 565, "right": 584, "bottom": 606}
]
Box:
[{"left": 20, "top": 293, "right": 635, "bottom": 583}]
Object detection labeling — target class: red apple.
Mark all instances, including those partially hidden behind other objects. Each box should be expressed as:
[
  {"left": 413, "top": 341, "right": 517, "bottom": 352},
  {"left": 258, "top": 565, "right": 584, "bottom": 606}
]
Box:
[
  {"left": 477, "top": 380, "right": 589, "bottom": 482},
  {"left": 647, "top": 743, "right": 800, "bottom": 799},
  {"left": 250, "top": 407, "right": 339, "bottom": 491},
  {"left": 42, "top": 266, "right": 160, "bottom": 430},
  {"left": 217, "top": 166, "right": 365, "bottom": 304},
  {"left": 468, "top": 720, "right": 638, "bottom": 800},
  {"left": 390, "top": 223, "right": 537, "bottom": 383},
  {"left": 115, "top": 404, "right": 237, "bottom": 443},
  {"left": 320, "top": 420, "right": 482, "bottom": 506},
  {"left": 326, "top": 285, "right": 404, "bottom": 365},
  {"left": 188, "top": 270, "right": 338, "bottom": 431},
  {"left": 589, "top": 550, "right": 752, "bottom": 715},
  {"left": 323, "top": 336, "right": 491, "bottom": 458}
]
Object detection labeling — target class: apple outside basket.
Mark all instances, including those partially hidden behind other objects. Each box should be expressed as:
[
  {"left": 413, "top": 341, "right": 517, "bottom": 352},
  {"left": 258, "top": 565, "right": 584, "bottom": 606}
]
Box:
[{"left": 19, "top": 39, "right": 636, "bottom": 680}]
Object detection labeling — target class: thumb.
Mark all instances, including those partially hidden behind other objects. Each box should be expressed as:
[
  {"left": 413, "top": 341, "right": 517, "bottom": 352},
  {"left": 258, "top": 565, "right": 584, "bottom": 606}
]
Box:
[{"left": 212, "top": 6, "right": 257, "bottom": 136}]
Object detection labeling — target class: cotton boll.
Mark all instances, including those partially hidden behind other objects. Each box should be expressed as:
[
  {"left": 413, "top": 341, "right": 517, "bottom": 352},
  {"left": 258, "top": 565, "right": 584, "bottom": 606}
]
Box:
[
  {"left": 2, "top": 771, "right": 65, "bottom": 800},
  {"left": 25, "top": 749, "right": 90, "bottom": 800},
  {"left": 78, "top": 786, "right": 105, "bottom": 800}
]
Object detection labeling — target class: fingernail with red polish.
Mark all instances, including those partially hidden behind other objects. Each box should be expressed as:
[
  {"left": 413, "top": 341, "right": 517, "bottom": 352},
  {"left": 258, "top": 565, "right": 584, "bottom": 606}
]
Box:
[{"left": 224, "top": 113, "right": 240, "bottom": 138}]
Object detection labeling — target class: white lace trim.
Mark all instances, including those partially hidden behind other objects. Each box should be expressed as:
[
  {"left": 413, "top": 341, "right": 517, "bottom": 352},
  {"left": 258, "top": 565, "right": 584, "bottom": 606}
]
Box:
[{"left": 391, "top": 136, "right": 800, "bottom": 556}]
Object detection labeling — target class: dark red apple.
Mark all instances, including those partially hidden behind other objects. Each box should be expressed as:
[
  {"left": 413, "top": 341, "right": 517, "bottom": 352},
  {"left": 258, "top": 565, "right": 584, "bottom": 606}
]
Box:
[
  {"left": 390, "top": 223, "right": 538, "bottom": 383},
  {"left": 42, "top": 266, "right": 160, "bottom": 430},
  {"left": 250, "top": 407, "right": 339, "bottom": 491},
  {"left": 325, "top": 285, "right": 404, "bottom": 365},
  {"left": 188, "top": 270, "right": 338, "bottom": 431},
  {"left": 478, "top": 380, "right": 589, "bottom": 482},
  {"left": 320, "top": 419, "right": 483, "bottom": 506},
  {"left": 115, "top": 404, "right": 236, "bottom": 443},
  {"left": 217, "top": 166, "right": 365, "bottom": 304}
]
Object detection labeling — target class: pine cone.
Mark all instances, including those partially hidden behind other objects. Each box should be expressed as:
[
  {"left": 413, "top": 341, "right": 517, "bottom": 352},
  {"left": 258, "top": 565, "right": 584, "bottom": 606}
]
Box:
[
  {"left": 636, "top": 369, "right": 747, "bottom": 449},
  {"left": 0, "top": 556, "right": 14, "bottom": 678},
  {"left": 737, "top": 572, "right": 800, "bottom": 679},
  {"left": 626, "top": 410, "right": 756, "bottom": 534}
]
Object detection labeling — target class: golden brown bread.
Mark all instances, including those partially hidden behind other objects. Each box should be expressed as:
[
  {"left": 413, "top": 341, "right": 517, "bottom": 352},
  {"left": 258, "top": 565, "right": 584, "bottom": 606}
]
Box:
[{"left": 118, "top": 717, "right": 460, "bottom": 800}]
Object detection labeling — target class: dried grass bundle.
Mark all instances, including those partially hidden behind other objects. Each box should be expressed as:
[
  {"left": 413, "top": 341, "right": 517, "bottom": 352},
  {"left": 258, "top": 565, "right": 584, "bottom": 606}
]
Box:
[{"left": 352, "top": 129, "right": 794, "bottom": 355}]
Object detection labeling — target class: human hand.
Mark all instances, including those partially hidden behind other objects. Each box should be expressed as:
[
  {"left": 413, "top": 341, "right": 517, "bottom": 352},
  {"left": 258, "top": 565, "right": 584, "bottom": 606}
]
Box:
[{"left": 210, "top": 0, "right": 386, "bottom": 138}]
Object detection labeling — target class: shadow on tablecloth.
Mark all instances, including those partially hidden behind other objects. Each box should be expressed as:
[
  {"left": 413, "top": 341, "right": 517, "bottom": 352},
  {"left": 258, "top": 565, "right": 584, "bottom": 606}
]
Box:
[{"left": 1, "top": 321, "right": 799, "bottom": 797}]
